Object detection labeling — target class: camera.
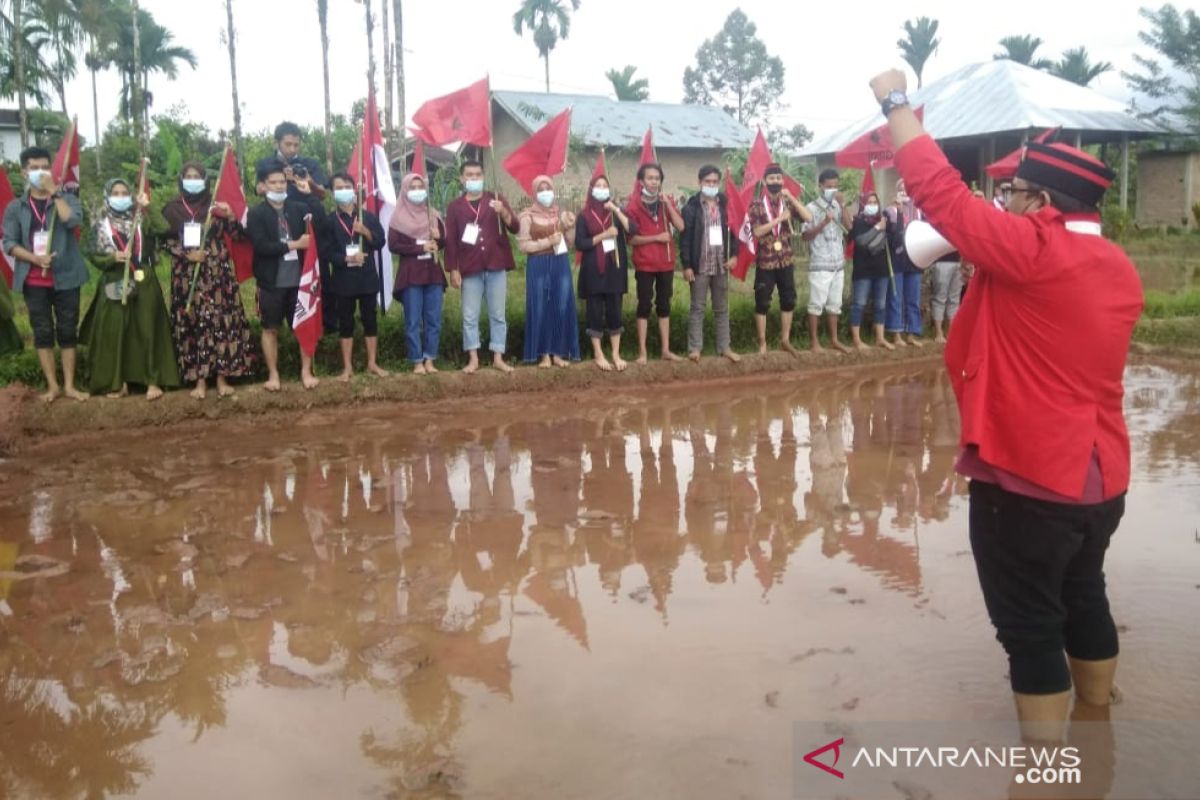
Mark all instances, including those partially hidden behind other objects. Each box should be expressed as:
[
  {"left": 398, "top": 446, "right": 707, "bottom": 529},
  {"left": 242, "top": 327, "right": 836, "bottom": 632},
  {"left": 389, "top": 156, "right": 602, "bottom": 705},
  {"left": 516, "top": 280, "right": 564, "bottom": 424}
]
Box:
[{"left": 292, "top": 164, "right": 309, "bottom": 179}]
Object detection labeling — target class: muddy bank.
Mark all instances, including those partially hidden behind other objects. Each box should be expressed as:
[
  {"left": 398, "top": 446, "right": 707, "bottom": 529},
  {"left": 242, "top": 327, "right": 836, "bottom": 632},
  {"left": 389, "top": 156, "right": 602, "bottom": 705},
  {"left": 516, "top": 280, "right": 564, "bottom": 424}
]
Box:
[{"left": 5, "top": 344, "right": 943, "bottom": 453}]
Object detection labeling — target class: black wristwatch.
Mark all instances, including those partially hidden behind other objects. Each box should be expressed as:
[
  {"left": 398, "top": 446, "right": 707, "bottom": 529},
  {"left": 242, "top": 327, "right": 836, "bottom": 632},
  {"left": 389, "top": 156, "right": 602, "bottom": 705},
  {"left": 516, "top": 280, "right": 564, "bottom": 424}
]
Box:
[{"left": 881, "top": 90, "right": 909, "bottom": 117}]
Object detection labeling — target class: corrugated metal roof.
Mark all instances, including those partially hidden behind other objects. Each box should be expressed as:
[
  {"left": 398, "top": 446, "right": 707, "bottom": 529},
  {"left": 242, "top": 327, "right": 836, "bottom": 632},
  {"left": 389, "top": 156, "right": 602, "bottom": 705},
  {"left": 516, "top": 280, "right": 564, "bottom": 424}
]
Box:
[
  {"left": 800, "top": 60, "right": 1166, "bottom": 159},
  {"left": 493, "top": 91, "right": 753, "bottom": 150}
]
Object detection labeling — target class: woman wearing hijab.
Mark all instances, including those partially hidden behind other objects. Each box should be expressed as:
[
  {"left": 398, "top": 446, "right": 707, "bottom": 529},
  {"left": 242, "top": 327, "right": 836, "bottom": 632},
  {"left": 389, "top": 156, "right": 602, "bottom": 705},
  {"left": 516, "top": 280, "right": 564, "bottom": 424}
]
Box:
[
  {"left": 320, "top": 171, "right": 388, "bottom": 381},
  {"left": 574, "top": 174, "right": 636, "bottom": 371},
  {"left": 848, "top": 191, "right": 894, "bottom": 351},
  {"left": 388, "top": 172, "right": 447, "bottom": 374},
  {"left": 80, "top": 177, "right": 179, "bottom": 399},
  {"left": 517, "top": 174, "right": 578, "bottom": 367},
  {"left": 162, "top": 161, "right": 257, "bottom": 399},
  {"left": 883, "top": 178, "right": 925, "bottom": 348}
]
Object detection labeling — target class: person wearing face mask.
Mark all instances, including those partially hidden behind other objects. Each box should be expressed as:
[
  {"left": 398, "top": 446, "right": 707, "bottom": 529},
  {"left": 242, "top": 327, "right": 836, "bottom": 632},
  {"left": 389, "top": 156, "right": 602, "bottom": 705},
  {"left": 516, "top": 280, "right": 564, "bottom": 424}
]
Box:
[
  {"left": 801, "top": 169, "right": 853, "bottom": 354},
  {"left": 870, "top": 69, "right": 1143, "bottom": 742},
  {"left": 625, "top": 162, "right": 685, "bottom": 364},
  {"left": 2, "top": 146, "right": 89, "bottom": 403},
  {"left": 320, "top": 172, "right": 387, "bottom": 382},
  {"left": 679, "top": 164, "right": 741, "bottom": 364},
  {"left": 748, "top": 163, "right": 815, "bottom": 356},
  {"left": 883, "top": 178, "right": 925, "bottom": 348},
  {"left": 443, "top": 160, "right": 519, "bottom": 374},
  {"left": 162, "top": 162, "right": 257, "bottom": 399},
  {"left": 847, "top": 191, "right": 894, "bottom": 351},
  {"left": 575, "top": 174, "right": 636, "bottom": 371},
  {"left": 517, "top": 174, "right": 579, "bottom": 368},
  {"left": 254, "top": 121, "right": 328, "bottom": 201},
  {"left": 79, "top": 177, "right": 180, "bottom": 399},
  {"left": 388, "top": 173, "right": 447, "bottom": 375},
  {"left": 246, "top": 162, "right": 326, "bottom": 391}
]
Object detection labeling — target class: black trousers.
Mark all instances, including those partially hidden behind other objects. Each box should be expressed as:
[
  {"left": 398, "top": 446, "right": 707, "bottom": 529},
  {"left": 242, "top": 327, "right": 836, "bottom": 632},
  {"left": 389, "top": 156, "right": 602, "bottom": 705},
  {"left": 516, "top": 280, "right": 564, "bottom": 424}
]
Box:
[
  {"left": 338, "top": 293, "right": 379, "bottom": 338},
  {"left": 585, "top": 293, "right": 623, "bottom": 338},
  {"left": 635, "top": 271, "right": 673, "bottom": 320},
  {"left": 23, "top": 285, "right": 80, "bottom": 349},
  {"left": 753, "top": 267, "right": 797, "bottom": 314},
  {"left": 968, "top": 480, "right": 1125, "bottom": 695}
]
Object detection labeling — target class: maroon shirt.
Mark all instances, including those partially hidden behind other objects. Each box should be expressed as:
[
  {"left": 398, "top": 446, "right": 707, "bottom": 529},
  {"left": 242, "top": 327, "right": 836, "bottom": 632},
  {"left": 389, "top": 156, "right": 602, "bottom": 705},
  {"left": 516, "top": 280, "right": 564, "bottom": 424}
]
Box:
[
  {"left": 389, "top": 217, "right": 447, "bottom": 292},
  {"left": 443, "top": 192, "right": 518, "bottom": 276}
]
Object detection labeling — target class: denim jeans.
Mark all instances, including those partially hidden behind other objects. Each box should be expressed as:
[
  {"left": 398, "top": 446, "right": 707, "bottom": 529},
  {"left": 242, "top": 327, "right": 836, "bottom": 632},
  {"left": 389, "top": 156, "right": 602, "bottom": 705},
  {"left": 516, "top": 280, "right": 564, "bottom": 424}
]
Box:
[
  {"left": 461, "top": 270, "right": 508, "bottom": 354},
  {"left": 849, "top": 276, "right": 890, "bottom": 327},
  {"left": 400, "top": 284, "right": 444, "bottom": 362},
  {"left": 885, "top": 271, "right": 923, "bottom": 335}
]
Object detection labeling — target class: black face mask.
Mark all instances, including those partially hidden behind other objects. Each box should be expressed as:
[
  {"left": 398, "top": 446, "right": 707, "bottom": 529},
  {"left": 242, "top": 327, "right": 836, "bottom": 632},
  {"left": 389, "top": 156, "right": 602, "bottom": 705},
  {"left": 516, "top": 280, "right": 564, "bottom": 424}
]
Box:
[{"left": 767, "top": 183, "right": 783, "bottom": 194}]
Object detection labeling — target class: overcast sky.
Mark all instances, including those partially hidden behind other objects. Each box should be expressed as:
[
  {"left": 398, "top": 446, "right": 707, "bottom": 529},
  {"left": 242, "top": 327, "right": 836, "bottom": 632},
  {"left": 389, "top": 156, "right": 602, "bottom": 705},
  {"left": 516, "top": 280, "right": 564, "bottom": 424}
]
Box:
[{"left": 59, "top": 0, "right": 1168, "bottom": 148}]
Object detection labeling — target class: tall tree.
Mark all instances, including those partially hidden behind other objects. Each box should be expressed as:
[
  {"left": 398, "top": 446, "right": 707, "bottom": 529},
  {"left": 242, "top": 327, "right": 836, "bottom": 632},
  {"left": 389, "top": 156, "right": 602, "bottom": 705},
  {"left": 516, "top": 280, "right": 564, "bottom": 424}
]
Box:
[
  {"left": 76, "top": 0, "right": 117, "bottom": 170},
  {"left": 223, "top": 0, "right": 243, "bottom": 170},
  {"left": 512, "top": 0, "right": 580, "bottom": 93},
  {"left": 392, "top": 0, "right": 404, "bottom": 162},
  {"left": 605, "top": 65, "right": 648, "bottom": 101},
  {"left": 1051, "top": 47, "right": 1114, "bottom": 86},
  {"left": 994, "top": 34, "right": 1053, "bottom": 70},
  {"left": 102, "top": 2, "right": 197, "bottom": 131},
  {"left": 682, "top": 9, "right": 784, "bottom": 127},
  {"left": 1123, "top": 3, "right": 1200, "bottom": 134},
  {"left": 897, "top": 16, "right": 940, "bottom": 89},
  {"left": 768, "top": 123, "right": 813, "bottom": 155},
  {"left": 131, "top": 0, "right": 143, "bottom": 151},
  {"left": 29, "top": 0, "right": 81, "bottom": 115},
  {"left": 12, "top": 0, "right": 30, "bottom": 146},
  {"left": 363, "top": 0, "right": 376, "bottom": 98},
  {"left": 317, "top": 0, "right": 333, "bottom": 178},
  {"left": 382, "top": 0, "right": 392, "bottom": 143}
]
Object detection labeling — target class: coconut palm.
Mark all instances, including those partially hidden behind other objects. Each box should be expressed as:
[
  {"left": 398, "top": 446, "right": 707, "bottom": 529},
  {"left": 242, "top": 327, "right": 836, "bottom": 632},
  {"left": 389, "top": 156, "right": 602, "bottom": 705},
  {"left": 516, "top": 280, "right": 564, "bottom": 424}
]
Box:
[
  {"left": 317, "top": 0, "right": 333, "bottom": 178},
  {"left": 606, "top": 65, "right": 649, "bottom": 102},
  {"left": 1051, "top": 47, "right": 1114, "bottom": 87},
  {"left": 896, "top": 16, "right": 940, "bottom": 89},
  {"left": 994, "top": 34, "right": 1053, "bottom": 70},
  {"left": 102, "top": 1, "right": 197, "bottom": 124},
  {"left": 512, "top": 0, "right": 581, "bottom": 93}
]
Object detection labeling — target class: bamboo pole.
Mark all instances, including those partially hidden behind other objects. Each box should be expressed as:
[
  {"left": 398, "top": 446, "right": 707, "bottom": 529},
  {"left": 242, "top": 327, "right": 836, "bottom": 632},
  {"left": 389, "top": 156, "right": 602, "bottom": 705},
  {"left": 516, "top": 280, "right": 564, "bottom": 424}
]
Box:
[{"left": 121, "top": 157, "right": 151, "bottom": 306}]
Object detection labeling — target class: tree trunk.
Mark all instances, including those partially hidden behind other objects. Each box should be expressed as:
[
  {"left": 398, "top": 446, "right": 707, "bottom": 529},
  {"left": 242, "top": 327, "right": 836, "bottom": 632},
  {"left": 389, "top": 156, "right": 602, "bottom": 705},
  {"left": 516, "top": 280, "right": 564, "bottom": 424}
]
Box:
[
  {"left": 544, "top": 53, "right": 550, "bottom": 93},
  {"left": 131, "top": 0, "right": 145, "bottom": 155},
  {"left": 224, "top": 0, "right": 244, "bottom": 172},
  {"left": 318, "top": 1, "right": 333, "bottom": 179},
  {"left": 14, "top": 0, "right": 29, "bottom": 148},
  {"left": 382, "top": 0, "right": 393, "bottom": 146},
  {"left": 393, "top": 0, "right": 405, "bottom": 164},
  {"left": 364, "top": 0, "right": 376, "bottom": 99},
  {"left": 91, "top": 35, "right": 102, "bottom": 171}
]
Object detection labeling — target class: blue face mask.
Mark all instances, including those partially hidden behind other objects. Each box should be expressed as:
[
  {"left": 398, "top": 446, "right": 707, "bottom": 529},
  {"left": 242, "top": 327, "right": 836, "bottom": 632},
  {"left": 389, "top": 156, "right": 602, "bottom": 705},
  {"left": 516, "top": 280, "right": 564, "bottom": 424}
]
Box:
[
  {"left": 536, "top": 190, "right": 555, "bottom": 207},
  {"left": 182, "top": 178, "right": 206, "bottom": 195},
  {"left": 863, "top": 204, "right": 879, "bottom": 216},
  {"left": 107, "top": 196, "right": 133, "bottom": 213},
  {"left": 701, "top": 185, "right": 719, "bottom": 198},
  {"left": 591, "top": 187, "right": 611, "bottom": 202},
  {"left": 26, "top": 169, "right": 49, "bottom": 190},
  {"left": 407, "top": 189, "right": 428, "bottom": 205},
  {"left": 266, "top": 191, "right": 288, "bottom": 204},
  {"left": 464, "top": 179, "right": 484, "bottom": 194},
  {"left": 333, "top": 188, "right": 357, "bottom": 205}
]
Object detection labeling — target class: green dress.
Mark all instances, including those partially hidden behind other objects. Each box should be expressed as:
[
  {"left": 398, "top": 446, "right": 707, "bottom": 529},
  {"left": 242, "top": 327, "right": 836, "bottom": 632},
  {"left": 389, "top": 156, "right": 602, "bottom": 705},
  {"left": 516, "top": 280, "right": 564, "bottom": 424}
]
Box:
[
  {"left": 0, "top": 277, "right": 21, "bottom": 357},
  {"left": 79, "top": 211, "right": 180, "bottom": 393}
]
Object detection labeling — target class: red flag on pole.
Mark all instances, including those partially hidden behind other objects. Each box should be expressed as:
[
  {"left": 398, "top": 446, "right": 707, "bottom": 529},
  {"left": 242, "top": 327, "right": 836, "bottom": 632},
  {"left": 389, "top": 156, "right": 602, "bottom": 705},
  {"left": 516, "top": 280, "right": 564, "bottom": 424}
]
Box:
[
  {"left": 293, "top": 217, "right": 323, "bottom": 357},
  {"left": 51, "top": 117, "right": 81, "bottom": 192},
  {"left": 411, "top": 77, "right": 492, "bottom": 147},
  {"left": 591, "top": 148, "right": 607, "bottom": 182},
  {"left": 213, "top": 144, "right": 254, "bottom": 282},
  {"left": 638, "top": 126, "right": 656, "bottom": 167},
  {"left": 348, "top": 89, "right": 398, "bottom": 309},
  {"left": 502, "top": 107, "right": 571, "bottom": 196},
  {"left": 742, "top": 128, "right": 771, "bottom": 190},
  {"left": 411, "top": 137, "right": 427, "bottom": 178},
  {"left": 986, "top": 126, "right": 1060, "bottom": 179},
  {"left": 860, "top": 162, "right": 877, "bottom": 199},
  {"left": 835, "top": 107, "right": 925, "bottom": 169},
  {"left": 0, "top": 168, "right": 16, "bottom": 287},
  {"left": 725, "top": 168, "right": 756, "bottom": 281}
]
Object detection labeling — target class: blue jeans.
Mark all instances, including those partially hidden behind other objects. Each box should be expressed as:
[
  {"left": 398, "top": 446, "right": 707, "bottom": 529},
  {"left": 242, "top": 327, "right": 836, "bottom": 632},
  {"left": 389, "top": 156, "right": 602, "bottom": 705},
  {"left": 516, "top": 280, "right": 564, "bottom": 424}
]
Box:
[
  {"left": 885, "top": 271, "right": 923, "bottom": 335},
  {"left": 850, "top": 276, "right": 890, "bottom": 327},
  {"left": 400, "top": 284, "right": 444, "bottom": 362},
  {"left": 461, "top": 270, "right": 508, "bottom": 354}
]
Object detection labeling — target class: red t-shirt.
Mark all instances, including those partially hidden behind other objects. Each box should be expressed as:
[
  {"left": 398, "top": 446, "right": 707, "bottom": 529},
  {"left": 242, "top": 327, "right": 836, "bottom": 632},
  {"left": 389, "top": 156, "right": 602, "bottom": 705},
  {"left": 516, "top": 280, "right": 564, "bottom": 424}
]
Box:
[
  {"left": 23, "top": 197, "right": 55, "bottom": 288},
  {"left": 624, "top": 199, "right": 675, "bottom": 272}
]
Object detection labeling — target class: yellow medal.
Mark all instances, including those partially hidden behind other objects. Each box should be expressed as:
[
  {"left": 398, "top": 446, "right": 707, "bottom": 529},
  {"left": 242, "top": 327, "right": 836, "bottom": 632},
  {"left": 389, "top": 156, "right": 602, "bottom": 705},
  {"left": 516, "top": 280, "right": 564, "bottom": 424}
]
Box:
[
  {"left": 134, "top": 269, "right": 145, "bottom": 282},
  {"left": 773, "top": 241, "right": 783, "bottom": 252}
]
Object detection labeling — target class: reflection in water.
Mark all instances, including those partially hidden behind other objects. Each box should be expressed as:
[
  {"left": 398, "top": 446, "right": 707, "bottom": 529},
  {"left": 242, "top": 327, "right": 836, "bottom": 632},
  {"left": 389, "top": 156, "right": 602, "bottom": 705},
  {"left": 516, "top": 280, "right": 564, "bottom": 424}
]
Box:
[{"left": 1, "top": 364, "right": 1198, "bottom": 798}]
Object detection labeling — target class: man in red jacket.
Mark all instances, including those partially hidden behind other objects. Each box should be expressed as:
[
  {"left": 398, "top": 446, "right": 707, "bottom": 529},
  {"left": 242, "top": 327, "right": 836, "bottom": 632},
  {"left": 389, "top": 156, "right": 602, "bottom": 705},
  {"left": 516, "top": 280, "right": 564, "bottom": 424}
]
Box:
[{"left": 868, "top": 69, "right": 1144, "bottom": 740}]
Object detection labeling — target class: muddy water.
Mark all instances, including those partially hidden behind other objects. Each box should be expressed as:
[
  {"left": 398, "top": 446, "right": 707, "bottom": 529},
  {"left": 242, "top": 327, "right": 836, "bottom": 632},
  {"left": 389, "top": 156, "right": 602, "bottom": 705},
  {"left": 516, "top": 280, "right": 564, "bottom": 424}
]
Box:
[{"left": 0, "top": 363, "right": 1197, "bottom": 799}]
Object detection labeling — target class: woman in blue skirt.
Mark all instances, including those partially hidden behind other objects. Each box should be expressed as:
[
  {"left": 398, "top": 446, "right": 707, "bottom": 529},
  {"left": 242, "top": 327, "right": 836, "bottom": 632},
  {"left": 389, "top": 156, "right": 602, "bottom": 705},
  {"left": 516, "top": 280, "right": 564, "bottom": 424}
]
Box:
[{"left": 517, "top": 175, "right": 579, "bottom": 367}]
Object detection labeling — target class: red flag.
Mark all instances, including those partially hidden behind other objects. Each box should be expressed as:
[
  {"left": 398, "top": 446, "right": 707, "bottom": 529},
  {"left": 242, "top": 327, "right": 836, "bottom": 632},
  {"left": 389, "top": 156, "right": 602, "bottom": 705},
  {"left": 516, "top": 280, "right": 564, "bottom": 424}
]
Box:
[
  {"left": 860, "top": 163, "right": 877, "bottom": 199},
  {"left": 51, "top": 117, "right": 81, "bottom": 192},
  {"left": 638, "top": 126, "right": 656, "bottom": 167},
  {"left": 293, "top": 217, "right": 323, "bottom": 357},
  {"left": 742, "top": 128, "right": 771, "bottom": 189},
  {"left": 411, "top": 137, "right": 427, "bottom": 178},
  {"left": 725, "top": 168, "right": 756, "bottom": 281},
  {"left": 0, "top": 168, "right": 16, "bottom": 287},
  {"left": 591, "top": 149, "right": 607, "bottom": 182},
  {"left": 986, "top": 127, "right": 1060, "bottom": 179},
  {"left": 835, "top": 106, "right": 925, "bottom": 169},
  {"left": 782, "top": 173, "right": 804, "bottom": 200},
  {"left": 502, "top": 107, "right": 571, "bottom": 196},
  {"left": 411, "top": 76, "right": 492, "bottom": 147},
  {"left": 348, "top": 90, "right": 398, "bottom": 309},
  {"left": 213, "top": 144, "right": 254, "bottom": 282}
]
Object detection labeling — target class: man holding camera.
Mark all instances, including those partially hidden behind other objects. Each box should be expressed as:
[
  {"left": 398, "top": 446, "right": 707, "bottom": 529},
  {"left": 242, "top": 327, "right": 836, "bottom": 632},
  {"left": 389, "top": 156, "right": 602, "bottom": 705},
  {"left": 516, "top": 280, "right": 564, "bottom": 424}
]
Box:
[{"left": 255, "top": 122, "right": 328, "bottom": 203}]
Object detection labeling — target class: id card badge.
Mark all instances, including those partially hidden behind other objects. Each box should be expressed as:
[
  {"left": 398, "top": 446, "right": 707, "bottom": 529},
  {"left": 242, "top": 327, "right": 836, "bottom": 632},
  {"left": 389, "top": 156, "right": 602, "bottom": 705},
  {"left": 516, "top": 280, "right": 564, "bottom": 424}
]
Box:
[
  {"left": 284, "top": 248, "right": 299, "bottom": 262},
  {"left": 416, "top": 239, "right": 432, "bottom": 260},
  {"left": 602, "top": 238, "right": 616, "bottom": 254},
  {"left": 345, "top": 244, "right": 361, "bottom": 264},
  {"left": 462, "top": 223, "right": 481, "bottom": 246},
  {"left": 32, "top": 231, "right": 50, "bottom": 257},
  {"left": 554, "top": 238, "right": 568, "bottom": 256},
  {"left": 707, "top": 225, "right": 723, "bottom": 247},
  {"left": 182, "top": 222, "right": 203, "bottom": 249}
]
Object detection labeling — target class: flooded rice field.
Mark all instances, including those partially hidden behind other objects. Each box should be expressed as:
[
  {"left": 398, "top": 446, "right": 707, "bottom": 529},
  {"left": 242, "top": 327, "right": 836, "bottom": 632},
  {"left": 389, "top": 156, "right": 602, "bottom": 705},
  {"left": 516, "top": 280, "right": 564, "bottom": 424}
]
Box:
[{"left": 1, "top": 362, "right": 1197, "bottom": 799}]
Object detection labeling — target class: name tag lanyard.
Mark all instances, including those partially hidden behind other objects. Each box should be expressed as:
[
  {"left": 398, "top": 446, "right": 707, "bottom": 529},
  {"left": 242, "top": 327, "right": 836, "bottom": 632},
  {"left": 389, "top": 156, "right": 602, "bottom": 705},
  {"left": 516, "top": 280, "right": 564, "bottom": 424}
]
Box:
[{"left": 590, "top": 209, "right": 621, "bottom": 270}]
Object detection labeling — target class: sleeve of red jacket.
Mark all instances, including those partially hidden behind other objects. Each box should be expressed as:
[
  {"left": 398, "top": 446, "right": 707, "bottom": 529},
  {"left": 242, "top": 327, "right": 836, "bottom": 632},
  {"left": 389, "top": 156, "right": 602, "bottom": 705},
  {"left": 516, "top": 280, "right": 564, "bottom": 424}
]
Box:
[{"left": 894, "top": 135, "right": 1047, "bottom": 285}]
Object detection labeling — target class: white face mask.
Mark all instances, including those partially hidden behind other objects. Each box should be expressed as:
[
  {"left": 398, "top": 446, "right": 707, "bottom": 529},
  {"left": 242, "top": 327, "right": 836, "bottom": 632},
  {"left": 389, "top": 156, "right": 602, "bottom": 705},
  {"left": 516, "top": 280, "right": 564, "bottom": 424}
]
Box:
[
  {"left": 863, "top": 204, "right": 879, "bottom": 216},
  {"left": 107, "top": 195, "right": 133, "bottom": 213},
  {"left": 536, "top": 189, "right": 555, "bottom": 207},
  {"left": 591, "top": 187, "right": 611, "bottom": 202},
  {"left": 406, "top": 189, "right": 428, "bottom": 205},
  {"left": 333, "top": 188, "right": 357, "bottom": 205},
  {"left": 823, "top": 188, "right": 836, "bottom": 202},
  {"left": 464, "top": 179, "right": 484, "bottom": 194},
  {"left": 266, "top": 190, "right": 288, "bottom": 204},
  {"left": 701, "top": 185, "right": 719, "bottom": 198},
  {"left": 26, "top": 169, "right": 49, "bottom": 190}
]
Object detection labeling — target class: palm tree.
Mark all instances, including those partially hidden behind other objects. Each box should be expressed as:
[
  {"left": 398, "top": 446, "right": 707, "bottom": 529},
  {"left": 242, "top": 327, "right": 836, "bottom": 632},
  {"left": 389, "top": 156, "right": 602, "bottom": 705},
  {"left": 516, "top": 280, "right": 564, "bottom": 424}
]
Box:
[
  {"left": 27, "top": 0, "right": 81, "bottom": 115},
  {"left": 896, "top": 16, "right": 940, "bottom": 89},
  {"left": 1051, "top": 47, "right": 1113, "bottom": 87},
  {"left": 381, "top": 0, "right": 392, "bottom": 142},
  {"left": 606, "top": 65, "right": 648, "bottom": 101},
  {"left": 362, "top": 0, "right": 376, "bottom": 100},
  {"left": 392, "top": 0, "right": 404, "bottom": 162},
  {"left": 317, "top": 0, "right": 333, "bottom": 179},
  {"left": 222, "top": 0, "right": 243, "bottom": 171},
  {"left": 993, "top": 34, "right": 1053, "bottom": 70},
  {"left": 75, "top": 0, "right": 118, "bottom": 170},
  {"left": 512, "top": 0, "right": 581, "bottom": 93},
  {"left": 103, "top": 2, "right": 197, "bottom": 129}
]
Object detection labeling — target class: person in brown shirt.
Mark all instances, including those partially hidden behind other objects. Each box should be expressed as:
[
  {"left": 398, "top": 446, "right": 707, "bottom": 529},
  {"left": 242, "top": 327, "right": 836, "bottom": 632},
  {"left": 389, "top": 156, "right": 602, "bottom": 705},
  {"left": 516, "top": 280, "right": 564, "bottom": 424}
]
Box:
[{"left": 748, "top": 163, "right": 813, "bottom": 356}]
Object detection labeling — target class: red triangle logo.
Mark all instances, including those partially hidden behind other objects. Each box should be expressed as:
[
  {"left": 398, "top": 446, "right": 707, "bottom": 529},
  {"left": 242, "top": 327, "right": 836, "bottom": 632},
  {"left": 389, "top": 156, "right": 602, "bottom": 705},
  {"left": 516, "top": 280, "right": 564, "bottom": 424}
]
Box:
[{"left": 803, "top": 737, "right": 845, "bottom": 780}]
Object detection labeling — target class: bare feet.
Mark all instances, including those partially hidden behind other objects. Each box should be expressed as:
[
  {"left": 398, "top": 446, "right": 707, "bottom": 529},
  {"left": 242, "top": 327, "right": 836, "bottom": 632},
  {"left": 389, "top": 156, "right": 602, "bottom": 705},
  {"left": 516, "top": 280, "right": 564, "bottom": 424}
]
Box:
[
  {"left": 338, "top": 370, "right": 353, "bottom": 383},
  {"left": 878, "top": 340, "right": 895, "bottom": 351},
  {"left": 368, "top": 364, "right": 389, "bottom": 377},
  {"left": 190, "top": 384, "right": 207, "bottom": 400},
  {"left": 493, "top": 356, "right": 514, "bottom": 374},
  {"left": 831, "top": 340, "right": 851, "bottom": 354},
  {"left": 635, "top": 353, "right": 648, "bottom": 365},
  {"left": 413, "top": 363, "right": 428, "bottom": 375},
  {"left": 934, "top": 335, "right": 946, "bottom": 344},
  {"left": 908, "top": 337, "right": 925, "bottom": 348},
  {"left": 146, "top": 385, "right": 164, "bottom": 401},
  {"left": 722, "top": 350, "right": 742, "bottom": 363},
  {"left": 595, "top": 357, "right": 614, "bottom": 372},
  {"left": 301, "top": 372, "right": 320, "bottom": 390},
  {"left": 423, "top": 360, "right": 439, "bottom": 373},
  {"left": 810, "top": 343, "right": 825, "bottom": 354},
  {"left": 613, "top": 356, "right": 628, "bottom": 372},
  {"left": 661, "top": 351, "right": 682, "bottom": 362},
  {"left": 757, "top": 341, "right": 768, "bottom": 355},
  {"left": 106, "top": 385, "right": 128, "bottom": 400},
  {"left": 40, "top": 387, "right": 61, "bottom": 404},
  {"left": 538, "top": 355, "right": 553, "bottom": 369},
  {"left": 893, "top": 336, "right": 908, "bottom": 347},
  {"left": 781, "top": 341, "right": 798, "bottom": 357},
  {"left": 854, "top": 341, "right": 870, "bottom": 351},
  {"left": 688, "top": 351, "right": 701, "bottom": 363},
  {"left": 461, "top": 360, "right": 479, "bottom": 375},
  {"left": 552, "top": 356, "right": 570, "bottom": 368},
  {"left": 217, "top": 378, "right": 235, "bottom": 398},
  {"left": 263, "top": 375, "right": 282, "bottom": 392}
]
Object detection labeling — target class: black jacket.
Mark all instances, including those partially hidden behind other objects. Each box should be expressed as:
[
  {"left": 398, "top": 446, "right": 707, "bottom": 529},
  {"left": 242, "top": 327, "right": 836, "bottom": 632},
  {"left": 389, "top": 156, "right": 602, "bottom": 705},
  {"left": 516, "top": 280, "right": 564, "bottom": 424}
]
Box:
[
  {"left": 319, "top": 208, "right": 387, "bottom": 296},
  {"left": 246, "top": 193, "right": 324, "bottom": 290},
  {"left": 255, "top": 154, "right": 328, "bottom": 201},
  {"left": 679, "top": 193, "right": 739, "bottom": 271}
]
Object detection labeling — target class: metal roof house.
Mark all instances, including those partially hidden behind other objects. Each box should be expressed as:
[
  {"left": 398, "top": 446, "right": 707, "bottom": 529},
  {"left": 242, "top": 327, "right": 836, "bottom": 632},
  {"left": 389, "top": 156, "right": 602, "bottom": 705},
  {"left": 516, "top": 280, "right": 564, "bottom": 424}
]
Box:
[
  {"left": 799, "top": 60, "right": 1166, "bottom": 209},
  {"left": 483, "top": 91, "right": 753, "bottom": 203}
]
